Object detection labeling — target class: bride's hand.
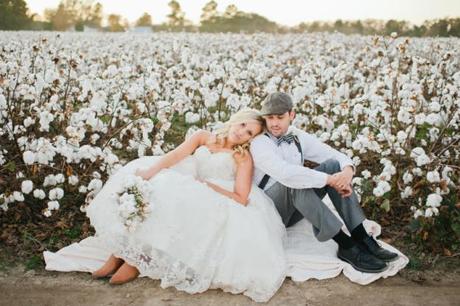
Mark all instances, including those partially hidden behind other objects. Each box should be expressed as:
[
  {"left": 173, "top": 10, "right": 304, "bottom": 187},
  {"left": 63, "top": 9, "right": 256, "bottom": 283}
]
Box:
[{"left": 135, "top": 168, "right": 151, "bottom": 180}]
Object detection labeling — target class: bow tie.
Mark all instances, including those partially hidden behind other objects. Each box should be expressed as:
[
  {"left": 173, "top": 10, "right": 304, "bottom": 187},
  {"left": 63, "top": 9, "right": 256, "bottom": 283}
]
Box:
[{"left": 276, "top": 133, "right": 297, "bottom": 146}]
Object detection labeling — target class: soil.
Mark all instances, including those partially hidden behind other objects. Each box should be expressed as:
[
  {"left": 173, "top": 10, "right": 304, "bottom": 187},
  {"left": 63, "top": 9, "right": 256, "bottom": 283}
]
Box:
[{"left": 0, "top": 265, "right": 459, "bottom": 306}]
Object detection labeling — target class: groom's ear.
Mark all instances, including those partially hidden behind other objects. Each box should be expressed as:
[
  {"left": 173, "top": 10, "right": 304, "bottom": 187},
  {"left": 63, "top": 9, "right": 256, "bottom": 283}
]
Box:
[{"left": 289, "top": 110, "right": 296, "bottom": 121}]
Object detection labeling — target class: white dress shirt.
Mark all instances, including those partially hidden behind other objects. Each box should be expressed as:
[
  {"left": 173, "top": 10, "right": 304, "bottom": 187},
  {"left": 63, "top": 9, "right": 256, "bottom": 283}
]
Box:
[{"left": 250, "top": 126, "right": 354, "bottom": 190}]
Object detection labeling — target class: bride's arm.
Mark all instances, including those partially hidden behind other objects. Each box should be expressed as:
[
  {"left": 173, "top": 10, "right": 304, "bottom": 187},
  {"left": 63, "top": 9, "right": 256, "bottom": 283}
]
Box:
[
  {"left": 136, "top": 130, "right": 210, "bottom": 180},
  {"left": 203, "top": 152, "right": 253, "bottom": 206}
]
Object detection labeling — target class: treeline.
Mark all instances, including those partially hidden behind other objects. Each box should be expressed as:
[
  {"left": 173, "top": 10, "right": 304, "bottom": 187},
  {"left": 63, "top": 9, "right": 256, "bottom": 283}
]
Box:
[
  {"left": 294, "top": 19, "right": 460, "bottom": 37},
  {"left": 1, "top": 0, "right": 460, "bottom": 37}
]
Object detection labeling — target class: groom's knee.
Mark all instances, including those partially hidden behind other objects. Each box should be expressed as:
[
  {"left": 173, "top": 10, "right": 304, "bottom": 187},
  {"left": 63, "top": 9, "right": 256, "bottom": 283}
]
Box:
[
  {"left": 317, "top": 159, "right": 341, "bottom": 174},
  {"left": 291, "top": 187, "right": 323, "bottom": 210}
]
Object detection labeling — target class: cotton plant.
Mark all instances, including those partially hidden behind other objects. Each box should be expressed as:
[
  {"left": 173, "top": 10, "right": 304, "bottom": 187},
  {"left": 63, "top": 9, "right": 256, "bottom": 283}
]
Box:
[{"left": 0, "top": 31, "right": 458, "bottom": 251}]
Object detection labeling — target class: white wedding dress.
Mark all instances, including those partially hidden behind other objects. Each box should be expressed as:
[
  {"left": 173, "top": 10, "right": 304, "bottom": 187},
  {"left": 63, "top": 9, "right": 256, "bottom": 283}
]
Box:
[
  {"left": 47, "top": 146, "right": 287, "bottom": 302},
  {"left": 44, "top": 146, "right": 409, "bottom": 302}
]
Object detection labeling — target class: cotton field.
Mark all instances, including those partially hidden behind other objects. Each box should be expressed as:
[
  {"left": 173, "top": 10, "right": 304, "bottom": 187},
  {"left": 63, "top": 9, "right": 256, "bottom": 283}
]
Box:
[{"left": 0, "top": 31, "right": 459, "bottom": 247}]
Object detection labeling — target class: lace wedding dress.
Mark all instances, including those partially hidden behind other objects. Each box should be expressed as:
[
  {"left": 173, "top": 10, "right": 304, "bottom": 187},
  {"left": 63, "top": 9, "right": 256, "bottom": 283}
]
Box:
[
  {"left": 47, "top": 146, "right": 287, "bottom": 302},
  {"left": 44, "top": 147, "right": 409, "bottom": 302}
]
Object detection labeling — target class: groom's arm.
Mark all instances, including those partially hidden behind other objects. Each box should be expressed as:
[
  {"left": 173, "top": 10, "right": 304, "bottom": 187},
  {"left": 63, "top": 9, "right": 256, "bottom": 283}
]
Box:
[
  {"left": 297, "top": 129, "right": 355, "bottom": 174},
  {"left": 296, "top": 129, "right": 355, "bottom": 191},
  {"left": 250, "top": 135, "right": 329, "bottom": 189}
]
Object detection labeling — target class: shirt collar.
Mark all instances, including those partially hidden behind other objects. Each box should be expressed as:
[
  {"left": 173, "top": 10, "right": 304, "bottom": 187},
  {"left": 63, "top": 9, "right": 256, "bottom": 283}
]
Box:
[{"left": 265, "top": 126, "right": 297, "bottom": 141}]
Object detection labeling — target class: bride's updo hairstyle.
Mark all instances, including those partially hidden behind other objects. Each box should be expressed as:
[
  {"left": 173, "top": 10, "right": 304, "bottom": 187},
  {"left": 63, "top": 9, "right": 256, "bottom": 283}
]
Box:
[{"left": 211, "top": 108, "right": 264, "bottom": 160}]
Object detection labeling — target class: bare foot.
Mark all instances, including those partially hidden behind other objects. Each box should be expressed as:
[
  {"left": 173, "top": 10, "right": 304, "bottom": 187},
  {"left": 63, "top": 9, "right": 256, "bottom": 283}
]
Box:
[
  {"left": 92, "top": 255, "right": 124, "bottom": 279},
  {"left": 109, "top": 262, "right": 140, "bottom": 285}
]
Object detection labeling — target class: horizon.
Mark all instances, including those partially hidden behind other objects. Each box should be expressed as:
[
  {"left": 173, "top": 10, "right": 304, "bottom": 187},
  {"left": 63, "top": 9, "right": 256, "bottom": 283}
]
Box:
[{"left": 25, "top": 0, "right": 460, "bottom": 27}]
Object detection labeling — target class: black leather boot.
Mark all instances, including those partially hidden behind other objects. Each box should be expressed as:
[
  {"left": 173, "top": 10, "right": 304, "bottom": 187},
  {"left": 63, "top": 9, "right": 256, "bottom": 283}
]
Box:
[
  {"left": 337, "top": 245, "right": 388, "bottom": 273},
  {"left": 357, "top": 236, "right": 399, "bottom": 262}
]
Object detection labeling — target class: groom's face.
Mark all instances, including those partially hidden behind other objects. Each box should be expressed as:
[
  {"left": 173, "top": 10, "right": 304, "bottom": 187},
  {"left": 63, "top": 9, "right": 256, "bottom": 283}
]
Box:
[{"left": 263, "top": 111, "right": 295, "bottom": 138}]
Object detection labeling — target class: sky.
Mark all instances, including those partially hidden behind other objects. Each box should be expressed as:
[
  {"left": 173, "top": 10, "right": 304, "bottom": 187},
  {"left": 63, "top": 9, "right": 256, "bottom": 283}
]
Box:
[{"left": 26, "top": 0, "right": 460, "bottom": 26}]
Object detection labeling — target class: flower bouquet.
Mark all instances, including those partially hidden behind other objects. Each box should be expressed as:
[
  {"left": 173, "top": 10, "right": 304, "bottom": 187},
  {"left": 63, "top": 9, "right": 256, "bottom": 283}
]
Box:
[{"left": 116, "top": 175, "right": 154, "bottom": 232}]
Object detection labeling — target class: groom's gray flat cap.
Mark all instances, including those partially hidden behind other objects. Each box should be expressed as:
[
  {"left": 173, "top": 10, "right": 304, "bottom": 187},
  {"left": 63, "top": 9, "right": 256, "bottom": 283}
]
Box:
[{"left": 260, "top": 92, "right": 293, "bottom": 115}]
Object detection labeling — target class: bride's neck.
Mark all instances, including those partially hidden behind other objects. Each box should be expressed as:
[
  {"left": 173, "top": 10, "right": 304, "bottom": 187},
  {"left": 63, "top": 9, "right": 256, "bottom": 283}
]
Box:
[{"left": 217, "top": 136, "right": 235, "bottom": 149}]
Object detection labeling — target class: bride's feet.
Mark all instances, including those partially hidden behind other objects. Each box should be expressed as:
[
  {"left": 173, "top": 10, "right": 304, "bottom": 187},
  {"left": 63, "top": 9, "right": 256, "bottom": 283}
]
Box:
[
  {"left": 92, "top": 255, "right": 124, "bottom": 279},
  {"left": 109, "top": 262, "right": 140, "bottom": 285}
]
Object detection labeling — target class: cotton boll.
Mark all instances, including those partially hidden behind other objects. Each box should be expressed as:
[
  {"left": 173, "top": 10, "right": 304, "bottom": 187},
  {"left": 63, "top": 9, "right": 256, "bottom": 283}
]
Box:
[
  {"left": 441, "top": 166, "right": 453, "bottom": 184},
  {"left": 372, "top": 181, "right": 391, "bottom": 197},
  {"left": 401, "top": 187, "right": 413, "bottom": 199},
  {"left": 397, "top": 109, "right": 412, "bottom": 124},
  {"left": 410, "top": 147, "right": 425, "bottom": 158},
  {"left": 104, "top": 152, "right": 119, "bottom": 165},
  {"left": 426, "top": 170, "right": 440, "bottom": 183},
  {"left": 416, "top": 154, "right": 431, "bottom": 166},
  {"left": 55, "top": 173, "right": 65, "bottom": 184},
  {"left": 88, "top": 179, "right": 103, "bottom": 192},
  {"left": 424, "top": 208, "right": 434, "bottom": 218},
  {"left": 425, "top": 113, "right": 441, "bottom": 126},
  {"left": 429, "top": 101, "right": 441, "bottom": 112},
  {"left": 23, "top": 117, "right": 35, "bottom": 127},
  {"left": 426, "top": 193, "right": 442, "bottom": 208},
  {"left": 13, "top": 191, "right": 24, "bottom": 202},
  {"left": 21, "top": 180, "right": 33, "bottom": 194},
  {"left": 33, "top": 189, "right": 46, "bottom": 199},
  {"left": 352, "top": 177, "right": 363, "bottom": 186},
  {"left": 396, "top": 131, "right": 407, "bottom": 143},
  {"left": 47, "top": 200, "right": 60, "bottom": 210},
  {"left": 410, "top": 147, "right": 431, "bottom": 166},
  {"left": 413, "top": 209, "right": 424, "bottom": 219},
  {"left": 49, "top": 94, "right": 59, "bottom": 105},
  {"left": 361, "top": 170, "right": 371, "bottom": 179},
  {"left": 39, "top": 111, "right": 54, "bottom": 132},
  {"left": 43, "top": 209, "right": 52, "bottom": 217},
  {"left": 49, "top": 187, "right": 64, "bottom": 200},
  {"left": 90, "top": 133, "right": 100, "bottom": 144},
  {"left": 414, "top": 113, "right": 425, "bottom": 125},
  {"left": 68, "top": 175, "right": 79, "bottom": 185},
  {"left": 89, "top": 91, "right": 107, "bottom": 114},
  {"left": 402, "top": 172, "right": 413, "bottom": 184},
  {"left": 43, "top": 175, "right": 57, "bottom": 187},
  {"left": 185, "top": 112, "right": 200, "bottom": 124}
]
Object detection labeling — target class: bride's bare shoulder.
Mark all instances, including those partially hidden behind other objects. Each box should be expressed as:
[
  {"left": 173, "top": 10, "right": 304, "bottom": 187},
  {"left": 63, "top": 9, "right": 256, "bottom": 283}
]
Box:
[{"left": 188, "top": 129, "right": 212, "bottom": 145}]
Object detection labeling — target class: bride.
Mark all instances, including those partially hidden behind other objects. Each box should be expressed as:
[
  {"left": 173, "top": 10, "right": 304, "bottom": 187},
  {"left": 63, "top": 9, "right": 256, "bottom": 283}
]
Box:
[{"left": 48, "top": 108, "right": 287, "bottom": 302}]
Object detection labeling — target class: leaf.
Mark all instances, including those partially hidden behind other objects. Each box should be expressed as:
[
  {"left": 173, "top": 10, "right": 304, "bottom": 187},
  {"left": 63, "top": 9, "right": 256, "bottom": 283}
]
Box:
[
  {"left": 5, "top": 161, "right": 16, "bottom": 172},
  {"left": 451, "top": 222, "right": 460, "bottom": 237},
  {"left": 443, "top": 248, "right": 452, "bottom": 256},
  {"left": 381, "top": 199, "right": 391, "bottom": 212},
  {"left": 439, "top": 179, "right": 448, "bottom": 192},
  {"left": 66, "top": 165, "right": 73, "bottom": 177},
  {"left": 422, "top": 231, "right": 429, "bottom": 240},
  {"left": 31, "top": 164, "right": 38, "bottom": 175},
  {"left": 100, "top": 115, "right": 111, "bottom": 124}
]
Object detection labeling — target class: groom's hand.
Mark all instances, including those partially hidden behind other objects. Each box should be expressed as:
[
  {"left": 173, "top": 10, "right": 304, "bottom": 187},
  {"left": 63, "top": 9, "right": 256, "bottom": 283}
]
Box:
[
  {"left": 326, "top": 175, "right": 341, "bottom": 190},
  {"left": 331, "top": 166, "right": 354, "bottom": 191},
  {"left": 326, "top": 175, "right": 353, "bottom": 198},
  {"left": 339, "top": 185, "right": 353, "bottom": 197}
]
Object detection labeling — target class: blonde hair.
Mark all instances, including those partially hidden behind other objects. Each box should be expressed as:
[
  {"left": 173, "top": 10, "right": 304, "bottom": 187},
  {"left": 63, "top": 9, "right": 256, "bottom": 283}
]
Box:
[{"left": 209, "top": 108, "right": 264, "bottom": 160}]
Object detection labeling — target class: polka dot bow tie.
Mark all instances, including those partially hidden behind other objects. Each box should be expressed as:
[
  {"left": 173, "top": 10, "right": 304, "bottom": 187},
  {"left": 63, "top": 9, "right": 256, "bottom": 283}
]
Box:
[{"left": 276, "top": 133, "right": 297, "bottom": 146}]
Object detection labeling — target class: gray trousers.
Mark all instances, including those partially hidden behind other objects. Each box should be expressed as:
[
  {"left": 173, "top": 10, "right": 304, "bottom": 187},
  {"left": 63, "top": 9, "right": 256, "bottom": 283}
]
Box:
[{"left": 265, "top": 159, "right": 365, "bottom": 242}]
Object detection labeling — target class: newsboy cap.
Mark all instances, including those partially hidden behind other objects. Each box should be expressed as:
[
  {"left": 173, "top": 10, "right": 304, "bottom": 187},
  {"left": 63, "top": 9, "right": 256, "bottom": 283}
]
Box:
[{"left": 260, "top": 92, "right": 293, "bottom": 115}]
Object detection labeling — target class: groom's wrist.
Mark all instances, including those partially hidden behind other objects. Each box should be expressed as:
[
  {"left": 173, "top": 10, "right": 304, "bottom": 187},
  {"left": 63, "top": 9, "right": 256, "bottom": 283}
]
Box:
[{"left": 342, "top": 166, "right": 354, "bottom": 176}]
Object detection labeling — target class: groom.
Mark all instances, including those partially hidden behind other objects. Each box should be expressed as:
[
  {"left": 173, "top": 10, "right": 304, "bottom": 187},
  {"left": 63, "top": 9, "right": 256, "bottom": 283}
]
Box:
[{"left": 250, "top": 92, "right": 398, "bottom": 273}]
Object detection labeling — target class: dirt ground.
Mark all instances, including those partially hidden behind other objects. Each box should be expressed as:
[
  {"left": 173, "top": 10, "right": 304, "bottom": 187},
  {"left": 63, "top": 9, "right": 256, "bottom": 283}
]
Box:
[{"left": 0, "top": 266, "right": 459, "bottom": 306}]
